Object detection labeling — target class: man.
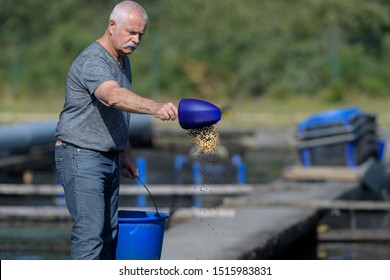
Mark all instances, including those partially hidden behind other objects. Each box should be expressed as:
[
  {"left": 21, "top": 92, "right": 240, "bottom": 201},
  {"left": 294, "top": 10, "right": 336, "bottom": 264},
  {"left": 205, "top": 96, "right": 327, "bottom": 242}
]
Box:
[{"left": 54, "top": 1, "right": 177, "bottom": 260}]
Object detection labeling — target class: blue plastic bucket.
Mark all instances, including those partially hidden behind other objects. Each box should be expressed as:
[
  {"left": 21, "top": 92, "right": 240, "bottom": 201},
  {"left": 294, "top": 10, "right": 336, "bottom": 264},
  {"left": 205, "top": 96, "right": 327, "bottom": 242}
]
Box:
[
  {"left": 178, "top": 98, "right": 221, "bottom": 129},
  {"left": 116, "top": 210, "right": 169, "bottom": 260}
]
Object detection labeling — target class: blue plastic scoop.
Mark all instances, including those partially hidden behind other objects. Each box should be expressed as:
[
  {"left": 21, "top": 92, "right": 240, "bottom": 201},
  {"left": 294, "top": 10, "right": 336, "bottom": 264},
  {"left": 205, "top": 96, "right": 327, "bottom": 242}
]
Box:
[{"left": 178, "top": 98, "right": 222, "bottom": 129}]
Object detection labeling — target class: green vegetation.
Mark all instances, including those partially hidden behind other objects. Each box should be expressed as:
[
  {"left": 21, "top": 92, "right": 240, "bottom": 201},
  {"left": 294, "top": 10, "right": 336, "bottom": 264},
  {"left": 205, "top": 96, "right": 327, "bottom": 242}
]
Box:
[{"left": 1, "top": 0, "right": 390, "bottom": 127}]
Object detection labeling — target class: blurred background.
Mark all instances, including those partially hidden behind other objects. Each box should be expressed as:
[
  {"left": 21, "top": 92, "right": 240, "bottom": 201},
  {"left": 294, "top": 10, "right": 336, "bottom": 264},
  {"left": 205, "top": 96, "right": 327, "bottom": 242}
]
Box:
[
  {"left": 1, "top": 0, "right": 390, "bottom": 260},
  {"left": 2, "top": 0, "right": 390, "bottom": 118}
]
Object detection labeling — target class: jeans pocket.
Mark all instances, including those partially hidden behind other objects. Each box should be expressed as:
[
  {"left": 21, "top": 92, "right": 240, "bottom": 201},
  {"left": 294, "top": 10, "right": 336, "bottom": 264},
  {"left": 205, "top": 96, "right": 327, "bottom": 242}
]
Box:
[{"left": 74, "top": 148, "right": 100, "bottom": 159}]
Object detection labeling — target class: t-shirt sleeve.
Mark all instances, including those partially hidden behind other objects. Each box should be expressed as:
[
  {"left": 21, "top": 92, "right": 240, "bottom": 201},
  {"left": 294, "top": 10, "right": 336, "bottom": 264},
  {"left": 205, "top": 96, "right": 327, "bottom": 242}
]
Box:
[{"left": 80, "top": 56, "right": 114, "bottom": 95}]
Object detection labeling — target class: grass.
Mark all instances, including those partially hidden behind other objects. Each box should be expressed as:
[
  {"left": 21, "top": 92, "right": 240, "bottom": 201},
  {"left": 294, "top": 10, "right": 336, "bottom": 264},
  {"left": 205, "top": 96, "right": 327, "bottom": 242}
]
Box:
[
  {"left": 1, "top": 92, "right": 390, "bottom": 131},
  {"left": 0, "top": 91, "right": 63, "bottom": 124}
]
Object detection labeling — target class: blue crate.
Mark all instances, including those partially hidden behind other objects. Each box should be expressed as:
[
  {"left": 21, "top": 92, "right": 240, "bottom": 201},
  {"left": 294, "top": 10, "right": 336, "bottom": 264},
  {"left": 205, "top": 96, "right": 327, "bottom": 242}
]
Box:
[
  {"left": 297, "top": 128, "right": 380, "bottom": 167},
  {"left": 296, "top": 107, "right": 380, "bottom": 167},
  {"left": 296, "top": 107, "right": 376, "bottom": 141},
  {"left": 297, "top": 107, "right": 362, "bottom": 131}
]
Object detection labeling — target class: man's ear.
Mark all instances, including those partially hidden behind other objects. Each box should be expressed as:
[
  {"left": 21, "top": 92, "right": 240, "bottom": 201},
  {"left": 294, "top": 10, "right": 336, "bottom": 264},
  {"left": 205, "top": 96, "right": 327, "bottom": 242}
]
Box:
[{"left": 108, "top": 20, "right": 116, "bottom": 35}]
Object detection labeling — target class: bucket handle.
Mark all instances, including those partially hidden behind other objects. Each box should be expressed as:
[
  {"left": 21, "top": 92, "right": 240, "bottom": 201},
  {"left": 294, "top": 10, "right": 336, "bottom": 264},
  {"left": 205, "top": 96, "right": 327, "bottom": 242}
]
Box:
[{"left": 136, "top": 176, "right": 160, "bottom": 217}]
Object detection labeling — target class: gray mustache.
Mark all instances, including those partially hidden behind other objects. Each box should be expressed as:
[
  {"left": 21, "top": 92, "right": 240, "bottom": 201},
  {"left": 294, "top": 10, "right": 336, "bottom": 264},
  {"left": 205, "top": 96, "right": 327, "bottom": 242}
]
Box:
[{"left": 123, "top": 42, "right": 138, "bottom": 49}]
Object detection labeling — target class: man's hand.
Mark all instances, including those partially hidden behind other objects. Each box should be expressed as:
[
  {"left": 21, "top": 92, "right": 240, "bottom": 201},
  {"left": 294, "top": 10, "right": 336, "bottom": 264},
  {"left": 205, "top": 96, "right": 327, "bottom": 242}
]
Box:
[
  {"left": 120, "top": 141, "right": 138, "bottom": 179},
  {"left": 153, "top": 102, "right": 178, "bottom": 121}
]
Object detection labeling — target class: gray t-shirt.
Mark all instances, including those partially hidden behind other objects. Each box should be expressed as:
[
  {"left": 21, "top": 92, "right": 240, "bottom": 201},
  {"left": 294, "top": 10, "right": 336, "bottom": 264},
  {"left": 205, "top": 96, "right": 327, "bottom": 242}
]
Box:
[{"left": 55, "top": 41, "right": 132, "bottom": 152}]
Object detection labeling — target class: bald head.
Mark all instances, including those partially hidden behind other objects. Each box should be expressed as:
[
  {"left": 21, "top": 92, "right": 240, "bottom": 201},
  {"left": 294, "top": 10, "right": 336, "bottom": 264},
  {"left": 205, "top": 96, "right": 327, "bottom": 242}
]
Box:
[
  {"left": 110, "top": 1, "right": 148, "bottom": 26},
  {"left": 98, "top": 0, "right": 148, "bottom": 58}
]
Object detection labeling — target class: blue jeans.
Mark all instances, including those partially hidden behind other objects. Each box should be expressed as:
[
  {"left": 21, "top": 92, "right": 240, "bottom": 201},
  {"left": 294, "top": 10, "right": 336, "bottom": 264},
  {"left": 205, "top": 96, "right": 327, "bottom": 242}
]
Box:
[{"left": 55, "top": 142, "right": 120, "bottom": 260}]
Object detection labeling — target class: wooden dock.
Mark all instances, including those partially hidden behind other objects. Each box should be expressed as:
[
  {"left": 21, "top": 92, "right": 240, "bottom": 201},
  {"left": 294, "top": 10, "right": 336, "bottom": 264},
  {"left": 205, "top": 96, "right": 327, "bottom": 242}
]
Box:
[
  {"left": 281, "top": 158, "right": 375, "bottom": 181},
  {"left": 224, "top": 197, "right": 390, "bottom": 210},
  {"left": 0, "top": 183, "right": 251, "bottom": 221},
  {"left": 161, "top": 180, "right": 365, "bottom": 259},
  {"left": 0, "top": 183, "right": 252, "bottom": 196}
]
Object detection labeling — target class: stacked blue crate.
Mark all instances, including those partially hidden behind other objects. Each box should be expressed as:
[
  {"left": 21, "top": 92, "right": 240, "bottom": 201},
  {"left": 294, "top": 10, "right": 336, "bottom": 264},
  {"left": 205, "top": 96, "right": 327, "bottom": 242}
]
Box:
[{"left": 296, "top": 107, "right": 382, "bottom": 168}]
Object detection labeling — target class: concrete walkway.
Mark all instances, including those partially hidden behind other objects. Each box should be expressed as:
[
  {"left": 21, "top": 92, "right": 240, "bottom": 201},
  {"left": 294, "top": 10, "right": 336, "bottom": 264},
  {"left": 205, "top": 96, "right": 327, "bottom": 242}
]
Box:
[{"left": 161, "top": 180, "right": 358, "bottom": 260}]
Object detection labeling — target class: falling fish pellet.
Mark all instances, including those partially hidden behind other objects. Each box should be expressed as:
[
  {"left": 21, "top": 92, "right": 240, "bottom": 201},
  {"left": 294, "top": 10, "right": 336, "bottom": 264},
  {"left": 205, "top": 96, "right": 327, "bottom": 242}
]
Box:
[
  {"left": 187, "top": 125, "right": 220, "bottom": 155},
  {"left": 186, "top": 124, "right": 221, "bottom": 236},
  {"left": 187, "top": 124, "right": 221, "bottom": 186}
]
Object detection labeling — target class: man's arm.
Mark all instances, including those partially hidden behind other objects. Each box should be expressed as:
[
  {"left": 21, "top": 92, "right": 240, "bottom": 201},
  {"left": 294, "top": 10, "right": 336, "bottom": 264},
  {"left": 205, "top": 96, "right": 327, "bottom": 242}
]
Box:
[{"left": 94, "top": 80, "right": 178, "bottom": 121}]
